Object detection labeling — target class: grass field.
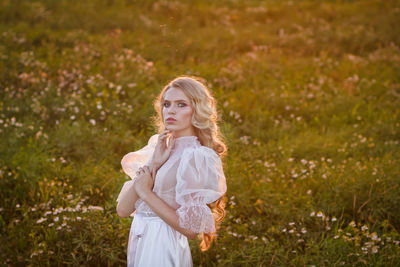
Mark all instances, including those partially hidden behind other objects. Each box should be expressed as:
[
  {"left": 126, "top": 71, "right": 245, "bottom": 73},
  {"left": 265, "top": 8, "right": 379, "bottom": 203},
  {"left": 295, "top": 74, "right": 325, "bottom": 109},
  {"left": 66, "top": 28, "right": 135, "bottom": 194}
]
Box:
[{"left": 1, "top": 0, "right": 399, "bottom": 266}]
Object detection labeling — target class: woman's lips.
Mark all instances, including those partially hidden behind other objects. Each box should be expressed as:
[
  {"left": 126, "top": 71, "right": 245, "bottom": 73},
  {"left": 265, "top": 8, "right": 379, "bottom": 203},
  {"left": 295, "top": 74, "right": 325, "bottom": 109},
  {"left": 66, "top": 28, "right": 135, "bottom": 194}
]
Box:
[{"left": 166, "top": 118, "right": 177, "bottom": 123}]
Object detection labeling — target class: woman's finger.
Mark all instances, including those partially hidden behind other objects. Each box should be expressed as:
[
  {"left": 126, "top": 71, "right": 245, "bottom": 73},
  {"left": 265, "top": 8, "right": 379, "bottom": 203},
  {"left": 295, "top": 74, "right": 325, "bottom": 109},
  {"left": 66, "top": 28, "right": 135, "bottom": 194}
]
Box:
[
  {"left": 142, "top": 166, "right": 149, "bottom": 173},
  {"left": 159, "top": 134, "right": 171, "bottom": 147},
  {"left": 160, "top": 132, "right": 171, "bottom": 140},
  {"left": 168, "top": 136, "right": 175, "bottom": 150},
  {"left": 137, "top": 167, "right": 145, "bottom": 175},
  {"left": 159, "top": 130, "right": 169, "bottom": 138}
]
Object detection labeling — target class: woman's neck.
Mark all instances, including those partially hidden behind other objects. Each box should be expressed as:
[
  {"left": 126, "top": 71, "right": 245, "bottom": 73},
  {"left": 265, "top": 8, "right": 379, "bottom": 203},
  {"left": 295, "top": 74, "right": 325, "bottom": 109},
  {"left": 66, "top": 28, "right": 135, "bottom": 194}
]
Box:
[{"left": 170, "top": 128, "right": 196, "bottom": 138}]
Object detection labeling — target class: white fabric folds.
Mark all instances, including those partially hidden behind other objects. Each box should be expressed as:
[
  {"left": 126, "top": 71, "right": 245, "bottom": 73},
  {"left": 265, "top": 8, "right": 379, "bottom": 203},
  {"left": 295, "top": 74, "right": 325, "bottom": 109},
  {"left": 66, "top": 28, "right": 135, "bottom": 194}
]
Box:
[
  {"left": 128, "top": 212, "right": 192, "bottom": 267},
  {"left": 175, "top": 146, "right": 227, "bottom": 234}
]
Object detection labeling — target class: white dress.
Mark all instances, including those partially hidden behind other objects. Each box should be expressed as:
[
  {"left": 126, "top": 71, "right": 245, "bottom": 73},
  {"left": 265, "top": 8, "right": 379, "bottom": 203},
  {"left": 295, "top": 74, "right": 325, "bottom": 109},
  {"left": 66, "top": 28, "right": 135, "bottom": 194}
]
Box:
[{"left": 116, "top": 134, "right": 227, "bottom": 267}]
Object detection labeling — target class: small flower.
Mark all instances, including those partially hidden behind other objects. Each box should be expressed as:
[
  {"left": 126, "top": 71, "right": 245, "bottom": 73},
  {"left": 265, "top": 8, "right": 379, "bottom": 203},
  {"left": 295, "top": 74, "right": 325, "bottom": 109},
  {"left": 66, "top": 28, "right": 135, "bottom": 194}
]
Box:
[
  {"left": 36, "top": 218, "right": 47, "bottom": 224},
  {"left": 370, "top": 232, "right": 378, "bottom": 241}
]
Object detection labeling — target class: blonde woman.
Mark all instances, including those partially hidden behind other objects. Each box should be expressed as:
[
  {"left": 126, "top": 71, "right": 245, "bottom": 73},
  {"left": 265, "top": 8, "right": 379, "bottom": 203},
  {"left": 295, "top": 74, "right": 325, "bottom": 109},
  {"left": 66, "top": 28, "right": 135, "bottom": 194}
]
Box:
[{"left": 116, "top": 76, "right": 227, "bottom": 266}]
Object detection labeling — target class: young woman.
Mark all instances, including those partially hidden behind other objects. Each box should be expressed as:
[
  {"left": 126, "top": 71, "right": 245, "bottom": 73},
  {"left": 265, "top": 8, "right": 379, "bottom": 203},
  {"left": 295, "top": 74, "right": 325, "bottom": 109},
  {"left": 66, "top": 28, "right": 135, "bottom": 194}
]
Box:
[{"left": 116, "top": 76, "right": 227, "bottom": 266}]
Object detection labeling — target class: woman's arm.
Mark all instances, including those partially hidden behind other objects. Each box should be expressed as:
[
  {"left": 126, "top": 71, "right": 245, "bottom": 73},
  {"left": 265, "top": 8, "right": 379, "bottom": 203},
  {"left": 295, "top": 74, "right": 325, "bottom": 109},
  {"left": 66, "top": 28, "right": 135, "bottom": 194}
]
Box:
[
  {"left": 134, "top": 165, "right": 198, "bottom": 239},
  {"left": 116, "top": 181, "right": 139, "bottom": 217},
  {"left": 116, "top": 161, "right": 159, "bottom": 218}
]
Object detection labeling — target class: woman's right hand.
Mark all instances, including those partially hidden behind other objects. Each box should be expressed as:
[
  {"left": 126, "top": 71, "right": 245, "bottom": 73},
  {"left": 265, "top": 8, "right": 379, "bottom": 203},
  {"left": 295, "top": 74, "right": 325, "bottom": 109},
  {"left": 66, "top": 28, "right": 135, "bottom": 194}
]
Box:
[{"left": 148, "top": 130, "right": 175, "bottom": 174}]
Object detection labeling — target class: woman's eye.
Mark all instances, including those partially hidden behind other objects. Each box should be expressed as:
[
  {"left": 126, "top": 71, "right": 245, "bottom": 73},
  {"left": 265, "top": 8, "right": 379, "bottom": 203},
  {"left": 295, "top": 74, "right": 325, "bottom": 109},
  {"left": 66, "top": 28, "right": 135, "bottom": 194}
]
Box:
[{"left": 163, "top": 102, "right": 186, "bottom": 108}]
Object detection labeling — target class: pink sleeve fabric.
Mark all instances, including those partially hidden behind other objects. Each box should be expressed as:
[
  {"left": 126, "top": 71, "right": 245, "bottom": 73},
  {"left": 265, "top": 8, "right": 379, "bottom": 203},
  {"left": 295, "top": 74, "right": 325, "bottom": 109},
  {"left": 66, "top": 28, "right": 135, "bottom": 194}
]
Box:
[
  {"left": 175, "top": 146, "right": 227, "bottom": 234},
  {"left": 116, "top": 134, "right": 158, "bottom": 203}
]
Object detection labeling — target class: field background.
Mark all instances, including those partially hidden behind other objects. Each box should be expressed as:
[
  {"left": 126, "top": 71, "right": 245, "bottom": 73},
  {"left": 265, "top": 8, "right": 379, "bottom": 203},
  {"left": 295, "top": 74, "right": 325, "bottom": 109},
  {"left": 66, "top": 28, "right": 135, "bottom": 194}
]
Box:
[{"left": 1, "top": 0, "right": 400, "bottom": 266}]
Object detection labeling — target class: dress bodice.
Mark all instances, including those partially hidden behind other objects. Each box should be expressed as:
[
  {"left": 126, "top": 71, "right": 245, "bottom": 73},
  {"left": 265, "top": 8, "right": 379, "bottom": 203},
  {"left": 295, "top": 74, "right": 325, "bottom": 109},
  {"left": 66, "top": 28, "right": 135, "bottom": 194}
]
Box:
[{"left": 135, "top": 135, "right": 201, "bottom": 212}]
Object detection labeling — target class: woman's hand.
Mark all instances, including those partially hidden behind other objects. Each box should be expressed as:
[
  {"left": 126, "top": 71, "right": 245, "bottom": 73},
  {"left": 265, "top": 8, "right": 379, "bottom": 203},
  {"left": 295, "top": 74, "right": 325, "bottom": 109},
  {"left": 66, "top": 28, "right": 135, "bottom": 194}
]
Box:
[
  {"left": 134, "top": 165, "right": 154, "bottom": 199},
  {"left": 149, "top": 130, "right": 175, "bottom": 172}
]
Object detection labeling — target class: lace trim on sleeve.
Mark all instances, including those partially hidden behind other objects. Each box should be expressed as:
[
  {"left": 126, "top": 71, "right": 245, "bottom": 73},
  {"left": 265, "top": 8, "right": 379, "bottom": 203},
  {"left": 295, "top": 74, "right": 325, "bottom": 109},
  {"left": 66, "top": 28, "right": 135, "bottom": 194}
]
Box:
[{"left": 176, "top": 203, "right": 215, "bottom": 233}]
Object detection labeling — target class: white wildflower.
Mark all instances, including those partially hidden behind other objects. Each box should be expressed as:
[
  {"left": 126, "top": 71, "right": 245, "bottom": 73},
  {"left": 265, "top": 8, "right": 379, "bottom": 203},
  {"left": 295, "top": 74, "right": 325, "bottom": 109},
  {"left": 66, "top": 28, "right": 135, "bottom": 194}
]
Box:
[{"left": 36, "top": 218, "right": 47, "bottom": 224}]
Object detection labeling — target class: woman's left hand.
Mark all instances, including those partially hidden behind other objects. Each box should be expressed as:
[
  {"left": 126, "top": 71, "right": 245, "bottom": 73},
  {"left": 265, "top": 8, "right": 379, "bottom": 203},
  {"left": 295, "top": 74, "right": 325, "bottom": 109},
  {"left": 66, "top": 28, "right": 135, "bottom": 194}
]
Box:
[{"left": 134, "top": 165, "right": 154, "bottom": 199}]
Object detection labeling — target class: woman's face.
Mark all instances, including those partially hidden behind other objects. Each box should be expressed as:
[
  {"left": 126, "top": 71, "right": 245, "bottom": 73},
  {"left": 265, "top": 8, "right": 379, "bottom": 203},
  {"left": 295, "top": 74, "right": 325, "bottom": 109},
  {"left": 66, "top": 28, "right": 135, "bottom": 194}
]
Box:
[{"left": 162, "top": 87, "right": 195, "bottom": 137}]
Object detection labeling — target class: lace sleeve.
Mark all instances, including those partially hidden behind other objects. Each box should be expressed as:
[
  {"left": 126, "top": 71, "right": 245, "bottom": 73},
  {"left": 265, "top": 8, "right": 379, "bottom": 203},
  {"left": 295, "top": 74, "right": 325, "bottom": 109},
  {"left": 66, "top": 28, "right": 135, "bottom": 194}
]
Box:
[
  {"left": 116, "top": 134, "right": 158, "bottom": 203},
  {"left": 175, "top": 146, "right": 227, "bottom": 233}
]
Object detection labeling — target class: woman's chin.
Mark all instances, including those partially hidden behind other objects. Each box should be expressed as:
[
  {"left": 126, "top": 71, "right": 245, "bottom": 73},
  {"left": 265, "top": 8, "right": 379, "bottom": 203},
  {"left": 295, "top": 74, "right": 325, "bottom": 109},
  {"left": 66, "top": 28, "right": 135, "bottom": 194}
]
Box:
[{"left": 164, "top": 127, "right": 175, "bottom": 133}]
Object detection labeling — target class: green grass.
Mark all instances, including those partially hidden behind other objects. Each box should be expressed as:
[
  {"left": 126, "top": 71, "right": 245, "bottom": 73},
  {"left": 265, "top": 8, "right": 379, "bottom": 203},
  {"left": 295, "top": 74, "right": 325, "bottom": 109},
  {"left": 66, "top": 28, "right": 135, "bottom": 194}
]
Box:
[{"left": 1, "top": 0, "right": 400, "bottom": 265}]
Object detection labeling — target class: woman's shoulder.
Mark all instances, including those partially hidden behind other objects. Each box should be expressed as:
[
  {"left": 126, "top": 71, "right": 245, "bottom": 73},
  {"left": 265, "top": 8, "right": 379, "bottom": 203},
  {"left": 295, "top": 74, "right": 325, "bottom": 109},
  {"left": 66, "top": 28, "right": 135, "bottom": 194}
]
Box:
[{"left": 181, "top": 145, "right": 220, "bottom": 162}]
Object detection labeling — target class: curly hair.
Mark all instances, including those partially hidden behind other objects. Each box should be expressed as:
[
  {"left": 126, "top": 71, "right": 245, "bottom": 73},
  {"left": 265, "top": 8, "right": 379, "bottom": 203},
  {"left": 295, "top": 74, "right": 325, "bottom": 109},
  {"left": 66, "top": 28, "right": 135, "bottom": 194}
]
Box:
[{"left": 152, "top": 75, "right": 227, "bottom": 251}]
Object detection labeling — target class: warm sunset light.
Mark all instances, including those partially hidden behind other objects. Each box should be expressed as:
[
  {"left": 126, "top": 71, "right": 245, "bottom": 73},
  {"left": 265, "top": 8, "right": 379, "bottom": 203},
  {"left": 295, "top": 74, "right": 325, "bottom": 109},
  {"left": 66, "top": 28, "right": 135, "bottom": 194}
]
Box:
[{"left": 1, "top": 0, "right": 399, "bottom": 266}]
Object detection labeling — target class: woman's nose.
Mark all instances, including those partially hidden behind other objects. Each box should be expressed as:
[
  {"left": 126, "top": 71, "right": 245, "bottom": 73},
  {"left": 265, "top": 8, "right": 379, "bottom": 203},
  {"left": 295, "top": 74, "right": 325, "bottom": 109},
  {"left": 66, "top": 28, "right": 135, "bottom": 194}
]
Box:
[{"left": 167, "top": 106, "right": 176, "bottom": 114}]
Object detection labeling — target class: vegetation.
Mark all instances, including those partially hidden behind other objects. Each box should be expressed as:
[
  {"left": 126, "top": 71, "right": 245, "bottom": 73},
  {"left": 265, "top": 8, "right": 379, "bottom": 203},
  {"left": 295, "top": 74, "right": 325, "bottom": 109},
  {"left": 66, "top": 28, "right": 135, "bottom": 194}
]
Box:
[{"left": 1, "top": 0, "right": 399, "bottom": 265}]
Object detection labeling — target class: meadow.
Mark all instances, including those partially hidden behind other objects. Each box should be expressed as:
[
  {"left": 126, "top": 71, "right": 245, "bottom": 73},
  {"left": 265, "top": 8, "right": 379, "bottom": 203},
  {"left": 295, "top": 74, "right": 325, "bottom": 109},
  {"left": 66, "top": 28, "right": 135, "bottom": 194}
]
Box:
[{"left": 0, "top": 0, "right": 399, "bottom": 266}]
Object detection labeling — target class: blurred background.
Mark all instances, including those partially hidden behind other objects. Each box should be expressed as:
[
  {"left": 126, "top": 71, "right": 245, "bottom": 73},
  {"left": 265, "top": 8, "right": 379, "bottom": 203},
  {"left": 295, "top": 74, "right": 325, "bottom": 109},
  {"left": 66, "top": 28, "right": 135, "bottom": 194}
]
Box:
[{"left": 0, "top": 0, "right": 399, "bottom": 265}]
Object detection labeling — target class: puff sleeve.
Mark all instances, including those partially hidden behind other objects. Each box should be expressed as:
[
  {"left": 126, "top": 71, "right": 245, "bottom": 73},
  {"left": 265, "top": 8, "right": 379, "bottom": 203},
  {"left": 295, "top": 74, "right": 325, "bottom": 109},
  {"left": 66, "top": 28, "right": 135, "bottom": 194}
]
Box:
[
  {"left": 175, "top": 146, "right": 227, "bottom": 234},
  {"left": 116, "top": 134, "right": 159, "bottom": 203}
]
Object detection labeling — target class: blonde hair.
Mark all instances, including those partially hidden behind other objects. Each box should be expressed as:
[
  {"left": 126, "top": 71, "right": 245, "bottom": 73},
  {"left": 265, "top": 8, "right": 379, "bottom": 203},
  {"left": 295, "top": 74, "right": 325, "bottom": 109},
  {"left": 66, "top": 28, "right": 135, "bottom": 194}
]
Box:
[{"left": 152, "top": 76, "right": 227, "bottom": 251}]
